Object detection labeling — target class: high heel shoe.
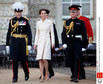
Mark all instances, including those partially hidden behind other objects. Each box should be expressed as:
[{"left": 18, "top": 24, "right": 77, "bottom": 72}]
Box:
[
  {"left": 45, "top": 76, "right": 49, "bottom": 81},
  {"left": 40, "top": 77, "right": 44, "bottom": 82}
]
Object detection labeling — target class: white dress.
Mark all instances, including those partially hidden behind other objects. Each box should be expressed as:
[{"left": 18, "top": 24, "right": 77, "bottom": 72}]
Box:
[{"left": 34, "top": 19, "right": 55, "bottom": 60}]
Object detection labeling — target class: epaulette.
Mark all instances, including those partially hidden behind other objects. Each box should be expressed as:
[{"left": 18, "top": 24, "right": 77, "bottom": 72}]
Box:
[
  {"left": 79, "top": 19, "right": 84, "bottom": 22},
  {"left": 63, "top": 20, "right": 67, "bottom": 27},
  {"left": 10, "top": 17, "right": 15, "bottom": 20},
  {"left": 23, "top": 17, "right": 29, "bottom": 20},
  {"left": 63, "top": 18, "right": 70, "bottom": 27}
]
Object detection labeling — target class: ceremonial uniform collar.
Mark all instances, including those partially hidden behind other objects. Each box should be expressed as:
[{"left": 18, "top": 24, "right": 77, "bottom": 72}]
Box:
[
  {"left": 71, "top": 18, "right": 77, "bottom": 21},
  {"left": 15, "top": 16, "right": 22, "bottom": 20}
]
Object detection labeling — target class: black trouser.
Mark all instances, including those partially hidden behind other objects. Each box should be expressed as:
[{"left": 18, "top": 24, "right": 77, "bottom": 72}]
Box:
[
  {"left": 70, "top": 56, "right": 79, "bottom": 79},
  {"left": 43, "top": 61, "right": 54, "bottom": 76},
  {"left": 69, "top": 44, "right": 80, "bottom": 79},
  {"left": 70, "top": 53, "right": 85, "bottom": 79},
  {"left": 12, "top": 60, "right": 29, "bottom": 79},
  {"left": 79, "top": 62, "right": 85, "bottom": 77}
]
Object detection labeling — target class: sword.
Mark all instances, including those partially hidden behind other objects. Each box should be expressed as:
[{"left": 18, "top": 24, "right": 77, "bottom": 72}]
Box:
[
  {"left": 55, "top": 47, "right": 64, "bottom": 52},
  {"left": 55, "top": 44, "right": 67, "bottom": 52}
]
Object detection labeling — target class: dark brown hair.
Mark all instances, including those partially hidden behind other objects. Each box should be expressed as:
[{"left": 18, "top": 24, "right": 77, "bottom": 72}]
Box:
[{"left": 39, "top": 9, "right": 46, "bottom": 15}]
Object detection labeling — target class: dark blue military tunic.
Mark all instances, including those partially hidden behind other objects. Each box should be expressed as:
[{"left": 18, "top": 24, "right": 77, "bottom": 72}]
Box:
[
  {"left": 62, "top": 18, "right": 87, "bottom": 67},
  {"left": 6, "top": 16, "right": 32, "bottom": 61}
]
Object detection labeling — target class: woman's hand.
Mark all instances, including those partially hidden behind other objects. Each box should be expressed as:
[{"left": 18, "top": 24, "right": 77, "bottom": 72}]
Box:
[
  {"left": 34, "top": 45, "right": 37, "bottom": 51},
  {"left": 52, "top": 44, "right": 54, "bottom": 49}
]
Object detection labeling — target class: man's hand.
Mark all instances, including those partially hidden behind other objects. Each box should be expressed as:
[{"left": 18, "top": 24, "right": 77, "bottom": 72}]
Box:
[
  {"left": 6, "top": 46, "right": 10, "bottom": 54},
  {"left": 34, "top": 45, "right": 37, "bottom": 51},
  {"left": 82, "top": 48, "right": 86, "bottom": 51},
  {"left": 52, "top": 44, "right": 54, "bottom": 49},
  {"left": 28, "top": 45, "right": 32, "bottom": 51},
  {"left": 88, "top": 44, "right": 93, "bottom": 48},
  {"left": 63, "top": 44, "right": 67, "bottom": 49},
  {"left": 55, "top": 47, "right": 59, "bottom": 51}
]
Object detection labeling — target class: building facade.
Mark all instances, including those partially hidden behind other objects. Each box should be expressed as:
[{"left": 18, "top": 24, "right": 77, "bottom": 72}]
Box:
[{"left": 0, "top": 0, "right": 96, "bottom": 45}]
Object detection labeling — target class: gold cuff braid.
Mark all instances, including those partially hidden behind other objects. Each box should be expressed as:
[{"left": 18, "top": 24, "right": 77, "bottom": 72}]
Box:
[{"left": 88, "top": 37, "right": 93, "bottom": 44}]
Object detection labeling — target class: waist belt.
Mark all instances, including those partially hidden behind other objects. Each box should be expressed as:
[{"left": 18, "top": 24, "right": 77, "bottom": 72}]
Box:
[
  {"left": 12, "top": 34, "right": 29, "bottom": 56},
  {"left": 12, "top": 34, "right": 27, "bottom": 38},
  {"left": 67, "top": 35, "right": 82, "bottom": 40}
]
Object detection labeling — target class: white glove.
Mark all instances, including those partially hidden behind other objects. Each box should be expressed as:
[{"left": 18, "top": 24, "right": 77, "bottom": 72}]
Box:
[
  {"left": 63, "top": 44, "right": 67, "bottom": 49},
  {"left": 88, "top": 44, "right": 93, "bottom": 48},
  {"left": 6, "top": 46, "right": 10, "bottom": 54},
  {"left": 28, "top": 45, "right": 32, "bottom": 51},
  {"left": 55, "top": 47, "right": 59, "bottom": 51},
  {"left": 82, "top": 48, "right": 86, "bottom": 51}
]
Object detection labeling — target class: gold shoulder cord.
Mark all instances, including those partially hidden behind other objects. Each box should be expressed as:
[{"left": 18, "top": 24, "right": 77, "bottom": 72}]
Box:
[
  {"left": 64, "top": 21, "right": 74, "bottom": 35},
  {"left": 11, "top": 20, "right": 19, "bottom": 35}
]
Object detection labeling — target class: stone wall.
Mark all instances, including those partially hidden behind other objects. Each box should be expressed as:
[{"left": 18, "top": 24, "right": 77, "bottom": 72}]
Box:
[{"left": 28, "top": 0, "right": 56, "bottom": 44}]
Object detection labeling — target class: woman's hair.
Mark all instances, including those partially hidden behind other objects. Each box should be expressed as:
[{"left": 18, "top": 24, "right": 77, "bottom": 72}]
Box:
[{"left": 39, "top": 9, "right": 46, "bottom": 15}]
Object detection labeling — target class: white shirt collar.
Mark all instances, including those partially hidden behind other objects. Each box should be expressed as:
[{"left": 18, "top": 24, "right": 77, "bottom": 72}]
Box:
[{"left": 40, "top": 18, "right": 48, "bottom": 23}]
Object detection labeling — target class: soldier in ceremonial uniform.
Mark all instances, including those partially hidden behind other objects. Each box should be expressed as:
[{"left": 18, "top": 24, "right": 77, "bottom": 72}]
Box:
[
  {"left": 61, "top": 5, "right": 87, "bottom": 83},
  {"left": 6, "top": 2, "right": 32, "bottom": 83},
  {"left": 69, "top": 5, "right": 94, "bottom": 80}
]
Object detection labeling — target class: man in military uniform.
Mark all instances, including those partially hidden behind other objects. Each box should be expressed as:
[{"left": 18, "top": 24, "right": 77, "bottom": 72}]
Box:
[
  {"left": 69, "top": 5, "right": 94, "bottom": 80},
  {"left": 61, "top": 5, "right": 87, "bottom": 83},
  {"left": 6, "top": 2, "right": 32, "bottom": 83}
]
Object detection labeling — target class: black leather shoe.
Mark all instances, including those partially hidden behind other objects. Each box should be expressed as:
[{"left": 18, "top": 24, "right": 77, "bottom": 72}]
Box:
[
  {"left": 70, "top": 75, "right": 74, "bottom": 79},
  {"left": 78, "top": 76, "right": 86, "bottom": 80},
  {"left": 12, "top": 78, "right": 18, "bottom": 83},
  {"left": 39, "top": 76, "right": 41, "bottom": 79},
  {"left": 25, "top": 75, "right": 29, "bottom": 81},
  {"left": 39, "top": 74, "right": 53, "bottom": 79},
  {"left": 70, "top": 78, "right": 78, "bottom": 83},
  {"left": 49, "top": 74, "right": 53, "bottom": 78}
]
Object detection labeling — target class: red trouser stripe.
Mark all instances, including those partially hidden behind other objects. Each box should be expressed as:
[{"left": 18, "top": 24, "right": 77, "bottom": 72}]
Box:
[
  {"left": 78, "top": 62, "right": 80, "bottom": 78},
  {"left": 12, "top": 61, "right": 14, "bottom": 79},
  {"left": 26, "top": 61, "right": 29, "bottom": 74}
]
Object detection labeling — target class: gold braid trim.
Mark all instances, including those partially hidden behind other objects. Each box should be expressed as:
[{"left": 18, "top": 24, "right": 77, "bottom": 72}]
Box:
[
  {"left": 25, "top": 37, "right": 29, "bottom": 56},
  {"left": 88, "top": 37, "right": 93, "bottom": 44},
  {"left": 64, "top": 21, "right": 74, "bottom": 35},
  {"left": 23, "top": 17, "right": 29, "bottom": 20},
  {"left": 11, "top": 20, "right": 19, "bottom": 35}
]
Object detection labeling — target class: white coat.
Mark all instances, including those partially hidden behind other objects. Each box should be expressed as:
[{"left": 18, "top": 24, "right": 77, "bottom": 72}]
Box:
[{"left": 34, "top": 19, "right": 55, "bottom": 60}]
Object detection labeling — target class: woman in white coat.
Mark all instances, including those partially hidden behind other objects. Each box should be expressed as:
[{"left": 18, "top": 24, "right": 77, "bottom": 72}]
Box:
[{"left": 34, "top": 9, "right": 55, "bottom": 82}]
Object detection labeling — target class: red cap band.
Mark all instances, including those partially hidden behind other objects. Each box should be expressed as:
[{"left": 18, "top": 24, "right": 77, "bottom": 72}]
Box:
[{"left": 70, "top": 8, "right": 78, "bottom": 10}]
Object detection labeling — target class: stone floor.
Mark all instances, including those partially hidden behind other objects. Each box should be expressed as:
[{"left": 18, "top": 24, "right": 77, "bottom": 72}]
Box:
[{"left": 0, "top": 67, "right": 96, "bottom": 84}]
